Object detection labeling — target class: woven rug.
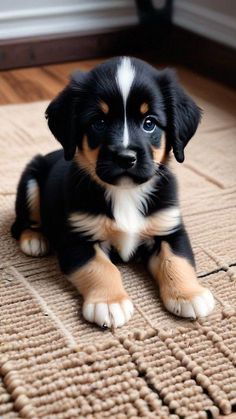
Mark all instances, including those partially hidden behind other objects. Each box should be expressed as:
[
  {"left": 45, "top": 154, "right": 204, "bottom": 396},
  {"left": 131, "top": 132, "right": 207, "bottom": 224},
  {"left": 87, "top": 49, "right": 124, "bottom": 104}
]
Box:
[{"left": 0, "top": 84, "right": 236, "bottom": 418}]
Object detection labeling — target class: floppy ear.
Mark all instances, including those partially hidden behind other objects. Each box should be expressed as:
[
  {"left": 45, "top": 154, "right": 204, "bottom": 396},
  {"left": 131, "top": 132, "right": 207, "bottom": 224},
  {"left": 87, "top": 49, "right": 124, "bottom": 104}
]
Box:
[
  {"left": 158, "top": 69, "right": 201, "bottom": 163},
  {"left": 45, "top": 72, "right": 85, "bottom": 160}
]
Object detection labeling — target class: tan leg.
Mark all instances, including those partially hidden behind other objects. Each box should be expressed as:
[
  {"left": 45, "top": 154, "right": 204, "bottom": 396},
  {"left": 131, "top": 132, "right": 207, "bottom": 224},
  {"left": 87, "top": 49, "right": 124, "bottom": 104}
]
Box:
[
  {"left": 19, "top": 177, "right": 50, "bottom": 257},
  {"left": 20, "top": 229, "right": 50, "bottom": 257},
  {"left": 148, "top": 242, "right": 214, "bottom": 318},
  {"left": 69, "top": 245, "right": 134, "bottom": 328}
]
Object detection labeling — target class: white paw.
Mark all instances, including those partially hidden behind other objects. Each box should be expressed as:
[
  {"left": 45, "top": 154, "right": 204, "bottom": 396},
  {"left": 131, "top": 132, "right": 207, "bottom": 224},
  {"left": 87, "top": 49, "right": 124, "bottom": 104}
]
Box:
[
  {"left": 82, "top": 299, "right": 134, "bottom": 328},
  {"left": 20, "top": 233, "right": 49, "bottom": 257},
  {"left": 164, "top": 288, "right": 215, "bottom": 319}
]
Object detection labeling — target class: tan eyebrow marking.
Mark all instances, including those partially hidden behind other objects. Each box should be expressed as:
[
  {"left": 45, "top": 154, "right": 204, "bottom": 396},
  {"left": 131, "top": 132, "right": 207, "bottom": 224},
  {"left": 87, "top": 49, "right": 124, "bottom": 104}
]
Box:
[
  {"left": 100, "top": 100, "right": 109, "bottom": 114},
  {"left": 140, "top": 102, "right": 149, "bottom": 114},
  {"left": 151, "top": 136, "right": 167, "bottom": 164},
  {"left": 140, "top": 102, "right": 149, "bottom": 115}
]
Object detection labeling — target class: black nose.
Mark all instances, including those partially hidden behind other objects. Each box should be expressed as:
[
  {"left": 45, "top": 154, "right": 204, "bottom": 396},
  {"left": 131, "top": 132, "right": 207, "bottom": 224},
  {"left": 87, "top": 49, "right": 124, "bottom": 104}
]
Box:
[{"left": 114, "top": 150, "right": 137, "bottom": 169}]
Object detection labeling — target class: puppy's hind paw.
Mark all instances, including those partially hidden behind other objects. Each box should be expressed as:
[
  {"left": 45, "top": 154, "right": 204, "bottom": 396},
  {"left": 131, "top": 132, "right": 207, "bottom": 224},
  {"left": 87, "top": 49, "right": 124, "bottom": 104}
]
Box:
[
  {"left": 164, "top": 288, "right": 215, "bottom": 319},
  {"left": 20, "top": 229, "right": 50, "bottom": 257},
  {"left": 82, "top": 299, "right": 134, "bottom": 328}
]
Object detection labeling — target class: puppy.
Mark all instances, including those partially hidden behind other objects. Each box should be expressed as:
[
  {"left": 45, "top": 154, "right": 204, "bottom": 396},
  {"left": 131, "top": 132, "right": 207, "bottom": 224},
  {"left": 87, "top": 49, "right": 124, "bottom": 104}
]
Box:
[{"left": 11, "top": 57, "right": 214, "bottom": 328}]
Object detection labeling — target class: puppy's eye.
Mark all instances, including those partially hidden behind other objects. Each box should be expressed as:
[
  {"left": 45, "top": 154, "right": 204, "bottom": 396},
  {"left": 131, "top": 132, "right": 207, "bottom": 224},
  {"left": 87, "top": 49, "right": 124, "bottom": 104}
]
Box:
[
  {"left": 92, "top": 118, "right": 106, "bottom": 132},
  {"left": 142, "top": 116, "right": 156, "bottom": 133}
]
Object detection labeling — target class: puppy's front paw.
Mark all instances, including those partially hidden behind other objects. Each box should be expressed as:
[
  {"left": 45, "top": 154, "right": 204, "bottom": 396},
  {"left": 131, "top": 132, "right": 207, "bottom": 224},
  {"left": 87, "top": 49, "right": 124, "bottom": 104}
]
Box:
[
  {"left": 82, "top": 298, "right": 134, "bottom": 328},
  {"left": 163, "top": 287, "right": 215, "bottom": 319}
]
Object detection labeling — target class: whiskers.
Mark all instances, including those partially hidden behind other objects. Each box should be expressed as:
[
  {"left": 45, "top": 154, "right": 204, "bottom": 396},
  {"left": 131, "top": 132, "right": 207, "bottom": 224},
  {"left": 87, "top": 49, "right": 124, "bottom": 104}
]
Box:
[
  {"left": 72, "top": 153, "right": 169, "bottom": 195},
  {"left": 73, "top": 154, "right": 112, "bottom": 190},
  {"left": 154, "top": 162, "right": 169, "bottom": 183},
  {"left": 72, "top": 155, "right": 96, "bottom": 190}
]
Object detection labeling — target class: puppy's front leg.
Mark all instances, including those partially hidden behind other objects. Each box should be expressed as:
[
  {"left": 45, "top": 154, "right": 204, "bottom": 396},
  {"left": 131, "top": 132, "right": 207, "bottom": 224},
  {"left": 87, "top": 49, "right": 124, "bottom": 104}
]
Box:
[
  {"left": 148, "top": 228, "right": 215, "bottom": 319},
  {"left": 59, "top": 243, "right": 133, "bottom": 328}
]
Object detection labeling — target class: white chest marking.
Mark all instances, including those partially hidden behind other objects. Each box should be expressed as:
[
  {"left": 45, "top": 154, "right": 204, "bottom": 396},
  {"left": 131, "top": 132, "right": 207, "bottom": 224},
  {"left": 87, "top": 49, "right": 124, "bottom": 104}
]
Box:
[
  {"left": 116, "top": 57, "right": 135, "bottom": 148},
  {"left": 105, "top": 178, "right": 155, "bottom": 261},
  {"left": 105, "top": 178, "right": 155, "bottom": 234},
  {"left": 69, "top": 206, "right": 181, "bottom": 262},
  {"left": 69, "top": 180, "right": 181, "bottom": 262}
]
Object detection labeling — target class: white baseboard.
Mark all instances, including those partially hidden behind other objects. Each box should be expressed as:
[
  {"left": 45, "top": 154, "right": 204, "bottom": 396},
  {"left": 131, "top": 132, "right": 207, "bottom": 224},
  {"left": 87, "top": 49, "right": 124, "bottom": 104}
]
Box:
[
  {"left": 1, "top": 0, "right": 235, "bottom": 50},
  {"left": 0, "top": 0, "right": 139, "bottom": 40},
  {"left": 173, "top": 0, "right": 236, "bottom": 49}
]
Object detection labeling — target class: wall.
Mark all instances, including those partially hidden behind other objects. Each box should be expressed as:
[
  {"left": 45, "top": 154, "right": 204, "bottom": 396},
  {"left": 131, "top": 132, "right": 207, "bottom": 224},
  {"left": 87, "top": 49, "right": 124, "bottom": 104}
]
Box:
[
  {"left": 0, "top": 0, "right": 138, "bottom": 39},
  {"left": 173, "top": 0, "right": 236, "bottom": 49},
  {"left": 0, "top": 0, "right": 236, "bottom": 49}
]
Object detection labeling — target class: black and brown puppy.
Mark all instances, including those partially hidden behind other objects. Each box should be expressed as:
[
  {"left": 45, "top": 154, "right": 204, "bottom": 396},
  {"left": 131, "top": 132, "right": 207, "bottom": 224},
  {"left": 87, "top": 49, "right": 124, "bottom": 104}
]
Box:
[{"left": 11, "top": 57, "right": 214, "bottom": 328}]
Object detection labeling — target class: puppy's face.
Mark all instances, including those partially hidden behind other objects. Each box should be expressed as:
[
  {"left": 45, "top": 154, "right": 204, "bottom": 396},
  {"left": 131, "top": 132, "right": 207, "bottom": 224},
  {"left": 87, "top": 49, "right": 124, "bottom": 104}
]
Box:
[
  {"left": 46, "top": 57, "right": 201, "bottom": 186},
  {"left": 79, "top": 57, "right": 168, "bottom": 185}
]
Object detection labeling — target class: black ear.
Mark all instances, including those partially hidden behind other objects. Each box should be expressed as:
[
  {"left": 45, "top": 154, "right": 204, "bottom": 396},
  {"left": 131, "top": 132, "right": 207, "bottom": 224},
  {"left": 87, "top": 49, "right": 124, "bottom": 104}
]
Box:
[
  {"left": 158, "top": 69, "right": 201, "bottom": 163},
  {"left": 45, "top": 72, "right": 85, "bottom": 160}
]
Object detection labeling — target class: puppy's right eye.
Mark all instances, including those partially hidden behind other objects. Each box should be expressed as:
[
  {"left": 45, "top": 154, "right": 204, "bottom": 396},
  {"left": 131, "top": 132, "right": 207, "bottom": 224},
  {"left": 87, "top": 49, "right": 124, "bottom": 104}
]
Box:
[{"left": 92, "top": 118, "right": 106, "bottom": 133}]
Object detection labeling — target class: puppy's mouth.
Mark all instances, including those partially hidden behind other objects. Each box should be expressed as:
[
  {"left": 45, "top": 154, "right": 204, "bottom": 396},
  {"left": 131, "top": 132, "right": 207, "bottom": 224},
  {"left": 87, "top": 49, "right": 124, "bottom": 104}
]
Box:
[{"left": 96, "top": 164, "right": 156, "bottom": 186}]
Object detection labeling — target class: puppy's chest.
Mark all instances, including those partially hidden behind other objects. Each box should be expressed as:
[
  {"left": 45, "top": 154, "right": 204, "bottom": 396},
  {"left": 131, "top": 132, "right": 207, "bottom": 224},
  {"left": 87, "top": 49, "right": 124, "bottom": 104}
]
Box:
[
  {"left": 69, "top": 196, "right": 181, "bottom": 262},
  {"left": 69, "top": 202, "right": 146, "bottom": 262},
  {"left": 104, "top": 199, "right": 147, "bottom": 262}
]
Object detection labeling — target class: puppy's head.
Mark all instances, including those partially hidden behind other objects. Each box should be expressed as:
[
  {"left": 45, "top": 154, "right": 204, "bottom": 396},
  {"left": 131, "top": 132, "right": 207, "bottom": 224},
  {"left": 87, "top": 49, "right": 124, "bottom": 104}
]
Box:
[{"left": 46, "top": 57, "right": 201, "bottom": 186}]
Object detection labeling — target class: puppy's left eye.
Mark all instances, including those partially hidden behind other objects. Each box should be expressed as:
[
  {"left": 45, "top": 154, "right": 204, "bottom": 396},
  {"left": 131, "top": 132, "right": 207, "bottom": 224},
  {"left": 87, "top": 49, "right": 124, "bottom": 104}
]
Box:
[
  {"left": 92, "top": 118, "right": 106, "bottom": 132},
  {"left": 142, "top": 116, "right": 157, "bottom": 133}
]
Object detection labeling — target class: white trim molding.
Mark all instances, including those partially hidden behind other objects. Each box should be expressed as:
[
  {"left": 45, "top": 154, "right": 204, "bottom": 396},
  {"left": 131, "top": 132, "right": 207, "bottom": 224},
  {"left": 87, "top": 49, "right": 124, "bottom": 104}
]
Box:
[
  {"left": 173, "top": 0, "right": 236, "bottom": 49},
  {"left": 0, "top": 0, "right": 139, "bottom": 40}
]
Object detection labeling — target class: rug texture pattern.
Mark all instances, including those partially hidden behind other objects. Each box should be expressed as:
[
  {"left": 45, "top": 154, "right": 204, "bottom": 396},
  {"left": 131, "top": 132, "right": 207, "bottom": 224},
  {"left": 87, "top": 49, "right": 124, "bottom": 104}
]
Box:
[{"left": 0, "top": 86, "right": 236, "bottom": 419}]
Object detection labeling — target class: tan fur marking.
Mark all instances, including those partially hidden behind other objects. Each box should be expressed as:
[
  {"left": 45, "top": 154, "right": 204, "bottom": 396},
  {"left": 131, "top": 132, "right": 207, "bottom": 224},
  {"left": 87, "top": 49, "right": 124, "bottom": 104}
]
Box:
[
  {"left": 100, "top": 100, "right": 109, "bottom": 114},
  {"left": 151, "top": 136, "right": 166, "bottom": 164},
  {"left": 69, "top": 245, "right": 128, "bottom": 304},
  {"left": 27, "top": 179, "right": 41, "bottom": 224},
  {"left": 69, "top": 212, "right": 125, "bottom": 254},
  {"left": 82, "top": 135, "right": 100, "bottom": 165},
  {"left": 142, "top": 207, "right": 180, "bottom": 238},
  {"left": 101, "top": 219, "right": 125, "bottom": 250},
  {"left": 74, "top": 135, "right": 104, "bottom": 186},
  {"left": 149, "top": 242, "right": 204, "bottom": 303},
  {"left": 20, "top": 229, "right": 38, "bottom": 244},
  {"left": 19, "top": 229, "right": 49, "bottom": 257},
  {"left": 19, "top": 229, "right": 35, "bottom": 244},
  {"left": 140, "top": 102, "right": 149, "bottom": 114},
  {"left": 69, "top": 207, "right": 180, "bottom": 255}
]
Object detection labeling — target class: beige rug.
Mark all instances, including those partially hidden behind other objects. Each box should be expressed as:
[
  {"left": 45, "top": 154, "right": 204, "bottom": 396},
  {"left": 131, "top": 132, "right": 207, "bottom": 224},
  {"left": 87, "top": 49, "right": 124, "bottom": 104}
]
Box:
[{"left": 0, "top": 81, "right": 236, "bottom": 418}]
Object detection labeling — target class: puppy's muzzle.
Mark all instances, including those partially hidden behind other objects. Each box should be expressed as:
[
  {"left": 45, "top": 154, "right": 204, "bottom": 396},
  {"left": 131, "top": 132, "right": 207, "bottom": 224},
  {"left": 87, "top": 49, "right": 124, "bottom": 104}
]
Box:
[{"left": 113, "top": 149, "right": 137, "bottom": 169}]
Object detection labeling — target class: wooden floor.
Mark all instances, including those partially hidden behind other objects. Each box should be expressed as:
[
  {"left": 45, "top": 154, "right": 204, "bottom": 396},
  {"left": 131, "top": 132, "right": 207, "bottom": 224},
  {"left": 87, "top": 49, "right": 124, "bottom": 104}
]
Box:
[
  {"left": 0, "top": 57, "right": 235, "bottom": 122},
  {"left": 0, "top": 59, "right": 104, "bottom": 105}
]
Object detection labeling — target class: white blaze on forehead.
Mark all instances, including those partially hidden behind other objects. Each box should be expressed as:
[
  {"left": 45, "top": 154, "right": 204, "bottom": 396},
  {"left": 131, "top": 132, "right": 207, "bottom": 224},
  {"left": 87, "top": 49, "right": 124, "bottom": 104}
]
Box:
[
  {"left": 116, "top": 57, "right": 135, "bottom": 147},
  {"left": 116, "top": 57, "right": 135, "bottom": 103}
]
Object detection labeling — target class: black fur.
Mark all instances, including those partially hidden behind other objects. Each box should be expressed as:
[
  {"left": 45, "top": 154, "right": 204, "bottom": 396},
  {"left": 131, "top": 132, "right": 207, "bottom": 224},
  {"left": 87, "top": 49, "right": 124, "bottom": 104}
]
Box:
[
  {"left": 12, "top": 57, "right": 200, "bottom": 274},
  {"left": 157, "top": 69, "right": 201, "bottom": 162}
]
